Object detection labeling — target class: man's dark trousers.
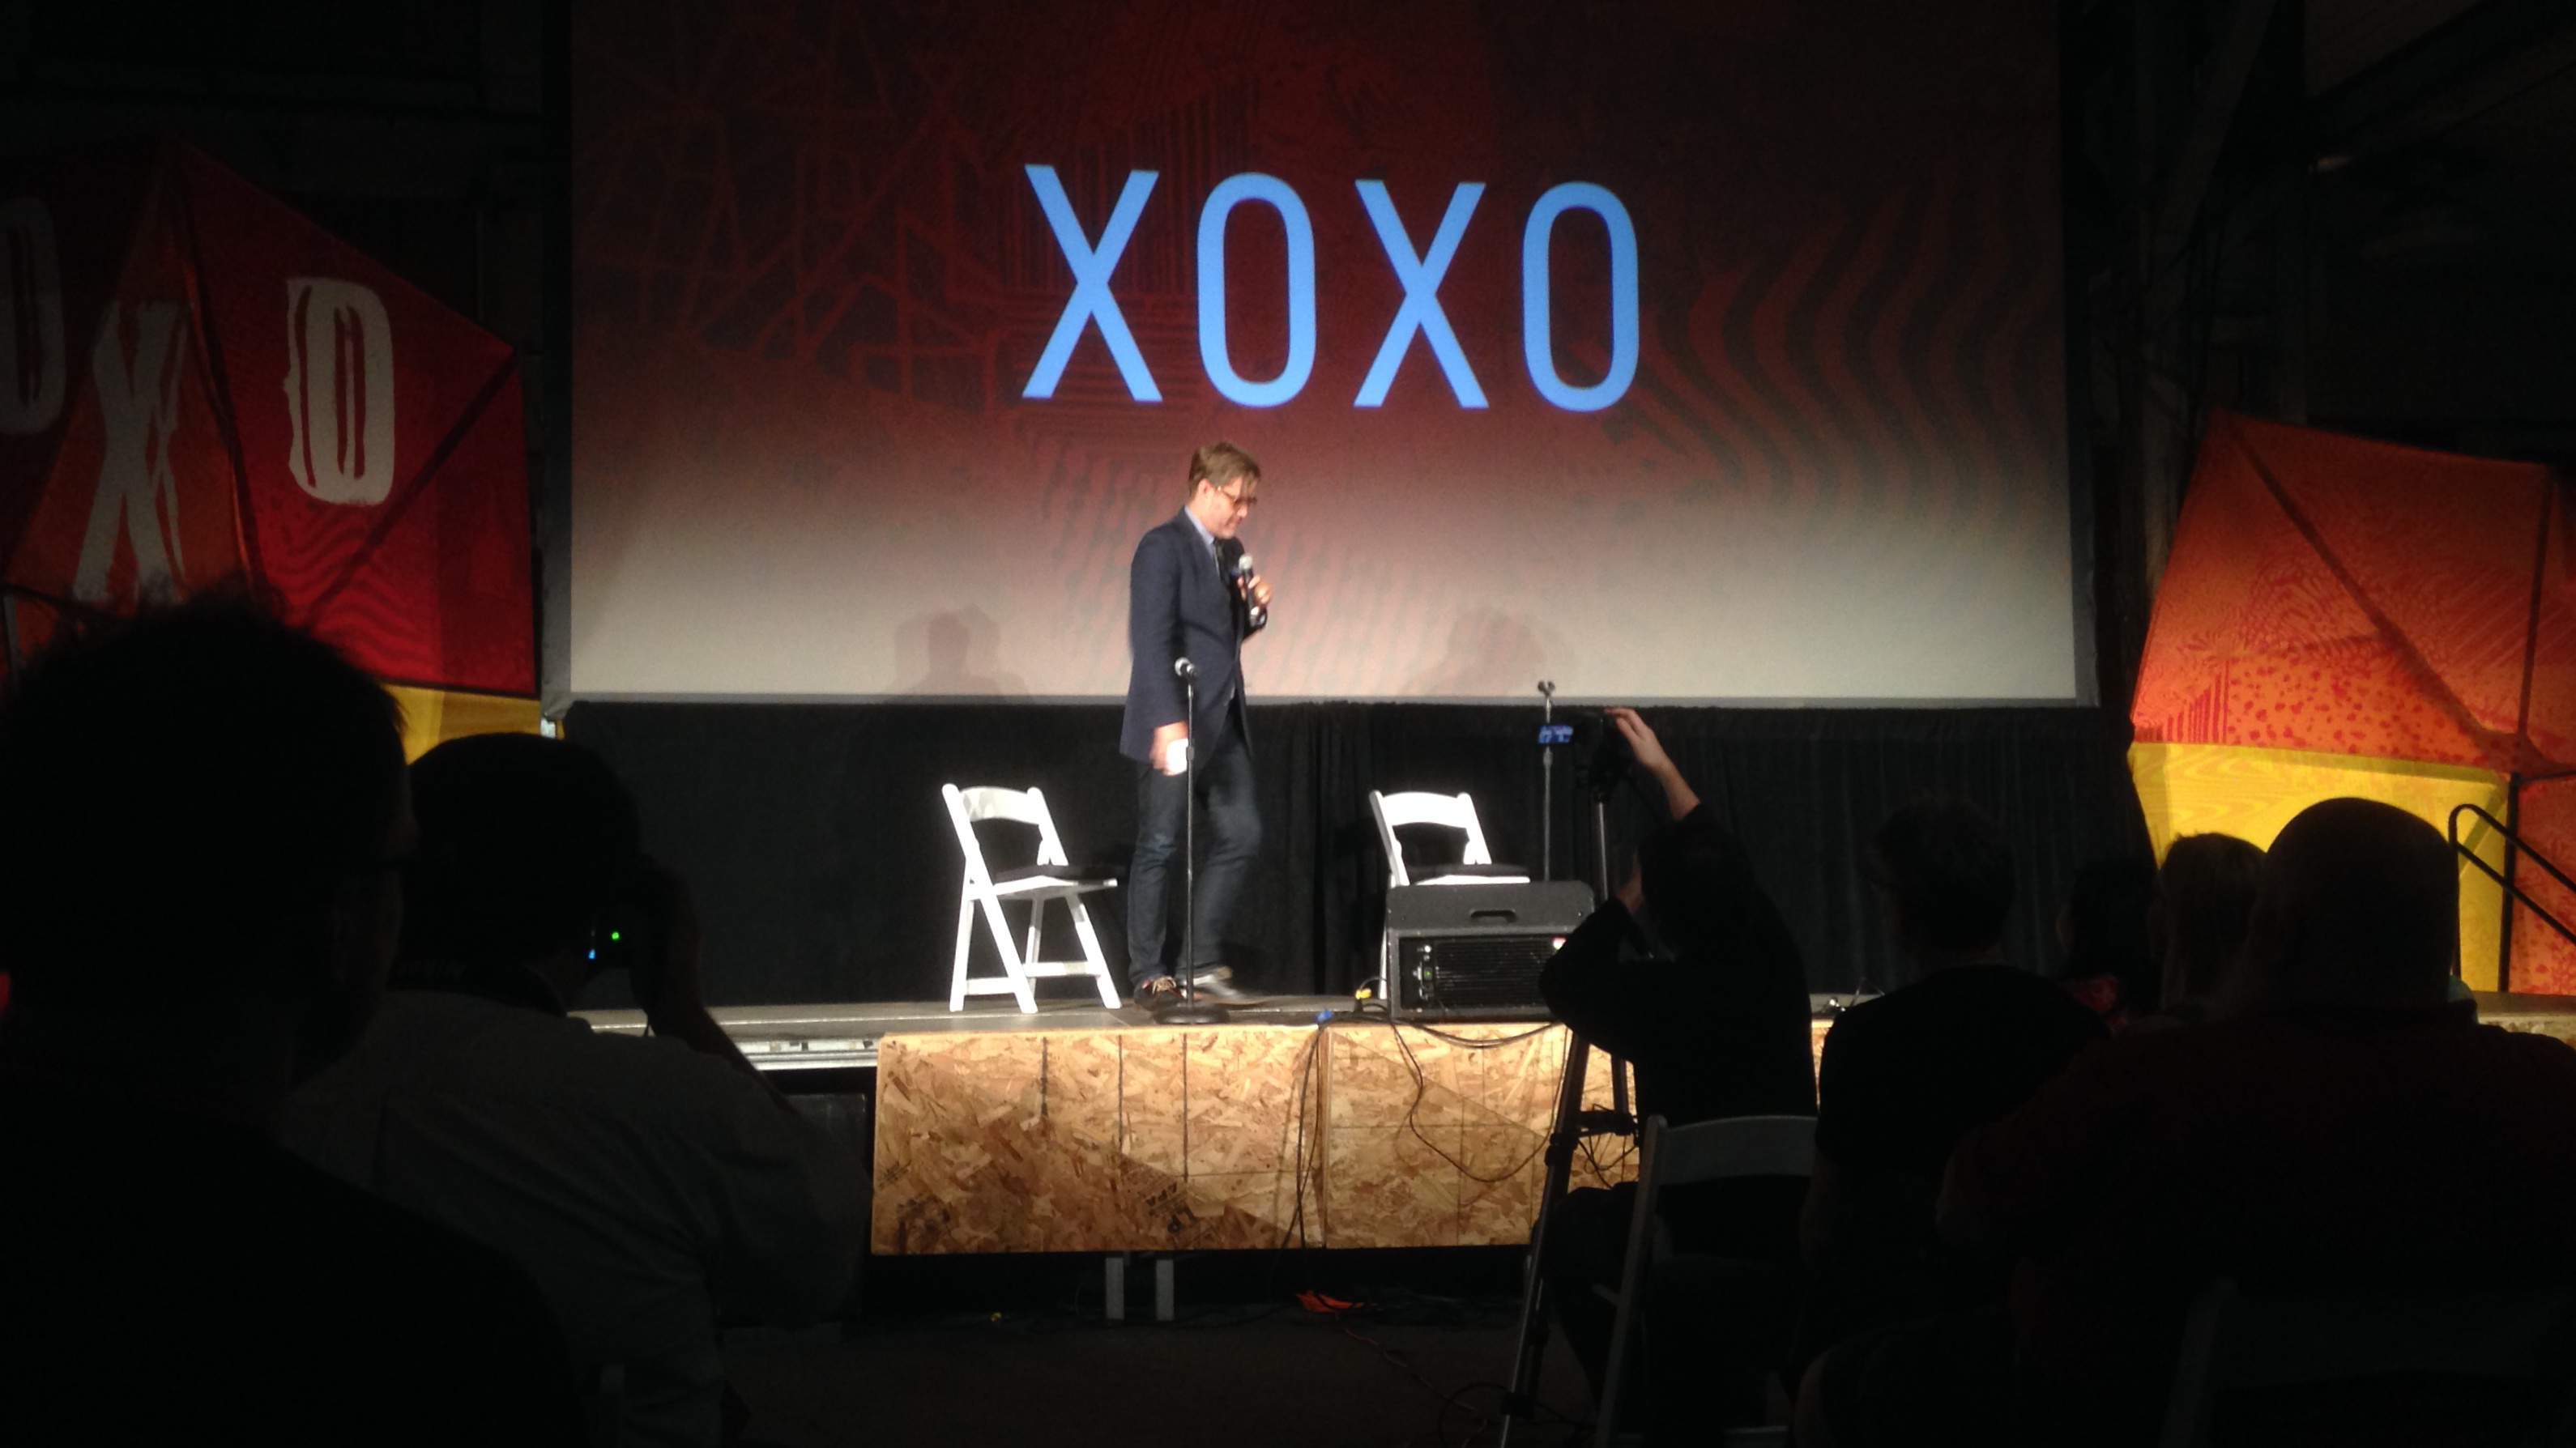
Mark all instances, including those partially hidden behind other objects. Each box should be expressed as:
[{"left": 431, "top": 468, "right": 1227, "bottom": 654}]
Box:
[{"left": 1126, "top": 715, "right": 1261, "bottom": 986}]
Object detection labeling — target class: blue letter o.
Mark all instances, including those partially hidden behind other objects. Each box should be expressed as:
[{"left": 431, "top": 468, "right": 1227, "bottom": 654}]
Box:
[
  {"left": 1520, "top": 183, "right": 1638, "bottom": 412},
  {"left": 1197, "top": 173, "right": 1317, "bottom": 407}
]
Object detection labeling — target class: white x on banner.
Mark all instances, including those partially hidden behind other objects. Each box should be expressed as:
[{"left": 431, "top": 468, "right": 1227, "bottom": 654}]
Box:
[{"left": 75, "top": 301, "right": 188, "bottom": 604}]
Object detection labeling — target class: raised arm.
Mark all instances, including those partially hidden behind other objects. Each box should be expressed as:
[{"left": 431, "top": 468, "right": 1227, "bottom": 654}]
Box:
[{"left": 1607, "top": 707, "right": 1700, "bottom": 820}]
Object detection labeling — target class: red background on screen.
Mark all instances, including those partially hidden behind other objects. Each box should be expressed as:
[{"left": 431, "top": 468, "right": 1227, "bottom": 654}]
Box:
[{"left": 572, "top": 0, "right": 2071, "bottom": 701}]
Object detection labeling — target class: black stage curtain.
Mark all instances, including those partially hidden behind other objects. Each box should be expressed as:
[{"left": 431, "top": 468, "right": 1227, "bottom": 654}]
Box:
[{"left": 563, "top": 702, "right": 2151, "bottom": 1008}]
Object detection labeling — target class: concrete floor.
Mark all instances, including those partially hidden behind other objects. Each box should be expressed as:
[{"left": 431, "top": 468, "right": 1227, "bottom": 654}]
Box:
[{"left": 727, "top": 1300, "right": 1597, "bottom": 1448}]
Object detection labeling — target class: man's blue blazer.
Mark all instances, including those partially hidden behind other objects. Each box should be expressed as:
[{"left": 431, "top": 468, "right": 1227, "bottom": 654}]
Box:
[{"left": 1120, "top": 510, "right": 1262, "bottom": 762}]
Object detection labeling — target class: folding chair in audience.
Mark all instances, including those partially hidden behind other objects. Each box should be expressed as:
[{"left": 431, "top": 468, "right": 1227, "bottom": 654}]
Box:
[
  {"left": 941, "top": 783, "right": 1123, "bottom": 1012},
  {"left": 1594, "top": 1113, "right": 1815, "bottom": 1448},
  {"left": 2159, "top": 1278, "right": 2576, "bottom": 1448}
]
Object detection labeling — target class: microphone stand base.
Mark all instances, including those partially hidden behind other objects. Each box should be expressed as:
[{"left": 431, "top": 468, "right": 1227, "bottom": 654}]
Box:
[{"left": 1150, "top": 999, "right": 1232, "bottom": 1025}]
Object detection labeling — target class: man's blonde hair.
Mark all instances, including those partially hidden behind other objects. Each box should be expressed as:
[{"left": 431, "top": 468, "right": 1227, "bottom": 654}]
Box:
[{"left": 1188, "top": 441, "right": 1260, "bottom": 498}]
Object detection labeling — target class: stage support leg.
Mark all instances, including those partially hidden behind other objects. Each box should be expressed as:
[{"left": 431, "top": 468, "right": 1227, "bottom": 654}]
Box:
[{"left": 1103, "top": 1254, "right": 1177, "bottom": 1322}]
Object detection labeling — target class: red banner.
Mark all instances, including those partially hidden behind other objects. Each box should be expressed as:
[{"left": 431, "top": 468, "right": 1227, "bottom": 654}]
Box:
[{"left": 0, "top": 140, "right": 532, "bottom": 695}]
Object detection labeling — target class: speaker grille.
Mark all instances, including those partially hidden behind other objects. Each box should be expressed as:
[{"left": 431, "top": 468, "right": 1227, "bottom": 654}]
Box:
[{"left": 1397, "top": 934, "right": 1559, "bottom": 1018}]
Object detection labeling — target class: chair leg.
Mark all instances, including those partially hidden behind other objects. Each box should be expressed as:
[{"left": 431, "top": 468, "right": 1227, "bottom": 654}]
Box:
[
  {"left": 1069, "top": 895, "right": 1123, "bottom": 1008},
  {"left": 1024, "top": 899, "right": 1045, "bottom": 986},
  {"left": 1595, "top": 1137, "right": 1665, "bottom": 1448},
  {"left": 949, "top": 891, "right": 976, "bottom": 1011},
  {"left": 975, "top": 891, "right": 1037, "bottom": 1013}
]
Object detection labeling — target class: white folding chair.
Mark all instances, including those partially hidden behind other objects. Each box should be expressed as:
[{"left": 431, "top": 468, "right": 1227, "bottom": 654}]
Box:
[
  {"left": 1594, "top": 1114, "right": 1816, "bottom": 1448},
  {"left": 1368, "top": 789, "right": 1533, "bottom": 888},
  {"left": 942, "top": 784, "right": 1123, "bottom": 1012}
]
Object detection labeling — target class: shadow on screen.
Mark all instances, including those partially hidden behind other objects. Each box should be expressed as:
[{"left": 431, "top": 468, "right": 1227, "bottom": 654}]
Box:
[
  {"left": 1403, "top": 607, "right": 1548, "bottom": 697},
  {"left": 897, "top": 608, "right": 1028, "bottom": 696}
]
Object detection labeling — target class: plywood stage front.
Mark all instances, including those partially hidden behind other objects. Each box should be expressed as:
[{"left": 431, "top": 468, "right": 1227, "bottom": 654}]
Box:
[
  {"left": 872, "top": 1017, "right": 1693, "bottom": 1254},
  {"left": 603, "top": 990, "right": 2576, "bottom": 1256}
]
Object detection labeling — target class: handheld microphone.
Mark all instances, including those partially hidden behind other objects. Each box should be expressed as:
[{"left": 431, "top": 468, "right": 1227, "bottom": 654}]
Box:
[{"left": 1232, "top": 552, "right": 1269, "bottom": 629}]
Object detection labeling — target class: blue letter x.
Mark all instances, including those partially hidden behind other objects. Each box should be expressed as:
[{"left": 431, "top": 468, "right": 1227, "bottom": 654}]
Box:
[
  {"left": 1022, "top": 165, "right": 1161, "bottom": 402},
  {"left": 1353, "top": 181, "right": 1485, "bottom": 408}
]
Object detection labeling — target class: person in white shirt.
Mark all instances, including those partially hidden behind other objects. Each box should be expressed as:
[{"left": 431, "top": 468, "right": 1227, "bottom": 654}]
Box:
[{"left": 283, "top": 734, "right": 866, "bottom": 1448}]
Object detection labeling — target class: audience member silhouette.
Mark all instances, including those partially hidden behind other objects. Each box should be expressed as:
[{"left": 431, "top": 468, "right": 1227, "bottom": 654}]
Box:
[
  {"left": 1802, "top": 797, "right": 2576, "bottom": 1447},
  {"left": 0, "top": 605, "right": 582, "bottom": 1446},
  {"left": 1792, "top": 795, "right": 2105, "bottom": 1372},
  {"left": 1539, "top": 707, "right": 1815, "bottom": 1430},
  {"left": 2051, "top": 855, "right": 2160, "bottom": 1026},
  {"left": 2147, "top": 832, "right": 2265, "bottom": 1024},
  {"left": 283, "top": 733, "right": 868, "bottom": 1448}
]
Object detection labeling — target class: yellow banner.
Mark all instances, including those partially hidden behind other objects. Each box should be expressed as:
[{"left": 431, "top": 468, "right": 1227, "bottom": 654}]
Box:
[
  {"left": 2128, "top": 741, "right": 2510, "bottom": 990},
  {"left": 383, "top": 684, "right": 544, "bottom": 764}
]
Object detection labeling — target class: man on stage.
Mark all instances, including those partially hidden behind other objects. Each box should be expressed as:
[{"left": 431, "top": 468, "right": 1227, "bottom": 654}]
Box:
[{"left": 1120, "top": 442, "right": 1273, "bottom": 1011}]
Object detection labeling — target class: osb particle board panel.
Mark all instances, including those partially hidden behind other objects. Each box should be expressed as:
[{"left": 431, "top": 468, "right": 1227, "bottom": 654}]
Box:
[
  {"left": 2467, "top": 994, "right": 2576, "bottom": 1049},
  {"left": 871, "top": 1020, "right": 1639, "bottom": 1254},
  {"left": 870, "top": 1025, "right": 1320, "bottom": 1254},
  {"left": 2491, "top": 1012, "right": 2576, "bottom": 1048},
  {"left": 1317, "top": 1021, "right": 1631, "bottom": 1250}
]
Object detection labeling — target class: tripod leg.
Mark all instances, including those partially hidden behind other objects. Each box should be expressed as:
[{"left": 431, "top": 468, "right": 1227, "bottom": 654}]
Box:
[{"left": 1502, "top": 1031, "right": 1594, "bottom": 1440}]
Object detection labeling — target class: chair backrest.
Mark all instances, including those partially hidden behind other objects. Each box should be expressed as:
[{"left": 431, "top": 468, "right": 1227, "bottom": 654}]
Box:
[
  {"left": 1642, "top": 1114, "right": 1817, "bottom": 1188},
  {"left": 942, "top": 784, "right": 1072, "bottom": 884},
  {"left": 1626, "top": 1112, "right": 1815, "bottom": 1262},
  {"left": 1368, "top": 789, "right": 1495, "bottom": 887},
  {"left": 1595, "top": 1114, "right": 1818, "bottom": 1448},
  {"left": 2160, "top": 1278, "right": 2576, "bottom": 1448}
]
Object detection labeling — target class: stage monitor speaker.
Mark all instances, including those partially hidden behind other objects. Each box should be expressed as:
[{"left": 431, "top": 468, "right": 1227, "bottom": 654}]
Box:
[{"left": 1383, "top": 881, "right": 1594, "bottom": 1020}]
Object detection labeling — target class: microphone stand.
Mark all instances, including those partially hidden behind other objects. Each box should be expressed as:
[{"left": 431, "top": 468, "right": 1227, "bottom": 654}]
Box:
[
  {"left": 1537, "top": 680, "right": 1556, "bottom": 882},
  {"left": 1155, "top": 656, "right": 1228, "bottom": 1025}
]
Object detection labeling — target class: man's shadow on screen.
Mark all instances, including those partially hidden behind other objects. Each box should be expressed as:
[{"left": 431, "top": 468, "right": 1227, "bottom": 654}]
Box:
[
  {"left": 898, "top": 608, "right": 1027, "bottom": 696},
  {"left": 1404, "top": 607, "right": 1547, "bottom": 697}
]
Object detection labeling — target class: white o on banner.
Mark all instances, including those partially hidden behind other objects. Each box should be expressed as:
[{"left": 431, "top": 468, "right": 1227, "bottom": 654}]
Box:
[
  {"left": 0, "top": 197, "right": 67, "bottom": 437},
  {"left": 283, "top": 277, "right": 397, "bottom": 505}
]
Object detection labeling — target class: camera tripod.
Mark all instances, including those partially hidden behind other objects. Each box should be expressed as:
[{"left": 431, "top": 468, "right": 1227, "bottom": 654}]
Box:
[
  {"left": 1498, "top": 1029, "right": 1636, "bottom": 1442},
  {"left": 1500, "top": 716, "right": 1641, "bottom": 1442}
]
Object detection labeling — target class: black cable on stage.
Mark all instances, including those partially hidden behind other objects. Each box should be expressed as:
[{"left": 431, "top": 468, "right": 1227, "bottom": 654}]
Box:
[
  {"left": 1270, "top": 1020, "right": 1328, "bottom": 1254},
  {"left": 1380, "top": 1016, "right": 1552, "bottom": 1186},
  {"left": 1408, "top": 1019, "right": 1555, "bottom": 1050}
]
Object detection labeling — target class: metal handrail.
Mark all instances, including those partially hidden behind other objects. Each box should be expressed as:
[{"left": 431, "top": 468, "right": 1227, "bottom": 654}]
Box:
[{"left": 2447, "top": 803, "right": 2576, "bottom": 966}]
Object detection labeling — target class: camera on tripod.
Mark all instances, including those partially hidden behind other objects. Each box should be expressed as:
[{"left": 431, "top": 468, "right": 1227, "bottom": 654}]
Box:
[{"left": 1569, "top": 710, "right": 1634, "bottom": 797}]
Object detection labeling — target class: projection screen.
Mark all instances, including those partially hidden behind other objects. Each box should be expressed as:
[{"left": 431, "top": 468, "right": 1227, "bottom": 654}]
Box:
[{"left": 570, "top": 0, "right": 2080, "bottom": 702}]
